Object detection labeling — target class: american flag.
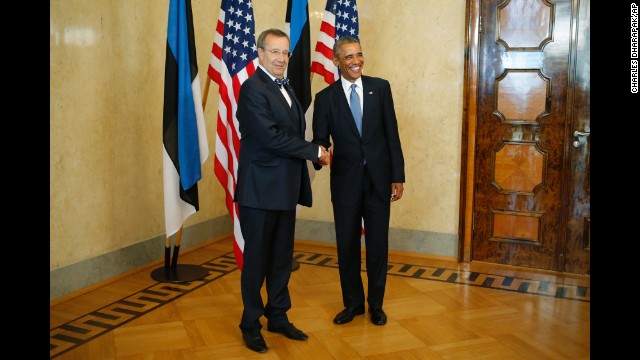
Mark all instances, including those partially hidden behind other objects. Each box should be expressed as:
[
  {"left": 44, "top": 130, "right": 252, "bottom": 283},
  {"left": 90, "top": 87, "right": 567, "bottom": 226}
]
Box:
[
  {"left": 208, "top": 0, "right": 258, "bottom": 270},
  {"left": 310, "top": 0, "right": 359, "bottom": 85},
  {"left": 310, "top": 0, "right": 363, "bottom": 234}
]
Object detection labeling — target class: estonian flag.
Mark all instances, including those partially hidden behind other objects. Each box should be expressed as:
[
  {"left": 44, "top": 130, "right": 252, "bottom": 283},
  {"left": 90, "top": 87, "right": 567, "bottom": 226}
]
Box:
[
  {"left": 286, "top": 0, "right": 311, "bottom": 113},
  {"left": 162, "top": 0, "right": 209, "bottom": 237},
  {"left": 286, "top": 0, "right": 315, "bottom": 181}
]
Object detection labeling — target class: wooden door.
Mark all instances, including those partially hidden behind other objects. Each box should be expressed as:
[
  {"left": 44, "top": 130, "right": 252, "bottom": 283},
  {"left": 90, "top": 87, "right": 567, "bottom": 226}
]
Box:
[{"left": 469, "top": 0, "right": 590, "bottom": 274}]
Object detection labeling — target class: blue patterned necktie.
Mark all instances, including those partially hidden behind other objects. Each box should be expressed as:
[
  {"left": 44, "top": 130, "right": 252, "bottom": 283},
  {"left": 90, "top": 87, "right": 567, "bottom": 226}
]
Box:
[
  {"left": 349, "top": 83, "right": 362, "bottom": 136},
  {"left": 275, "top": 77, "right": 289, "bottom": 88}
]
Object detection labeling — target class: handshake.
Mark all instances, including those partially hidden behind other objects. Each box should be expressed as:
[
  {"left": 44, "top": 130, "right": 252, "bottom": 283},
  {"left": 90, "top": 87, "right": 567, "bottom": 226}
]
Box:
[{"left": 317, "top": 146, "right": 330, "bottom": 166}]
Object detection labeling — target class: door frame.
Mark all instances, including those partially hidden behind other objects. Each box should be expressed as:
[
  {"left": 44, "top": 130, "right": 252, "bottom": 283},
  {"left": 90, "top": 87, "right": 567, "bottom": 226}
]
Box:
[{"left": 458, "top": 0, "right": 482, "bottom": 262}]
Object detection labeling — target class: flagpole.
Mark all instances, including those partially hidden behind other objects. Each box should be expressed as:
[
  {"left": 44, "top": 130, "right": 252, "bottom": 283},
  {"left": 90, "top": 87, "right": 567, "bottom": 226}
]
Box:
[
  {"left": 153, "top": 224, "right": 209, "bottom": 282},
  {"left": 201, "top": 76, "right": 211, "bottom": 109},
  {"left": 170, "top": 226, "right": 183, "bottom": 267},
  {"left": 156, "top": 225, "right": 183, "bottom": 269},
  {"left": 152, "top": 0, "right": 210, "bottom": 285},
  {"left": 158, "top": 25, "right": 211, "bottom": 279},
  {"left": 154, "top": 78, "right": 208, "bottom": 272},
  {"left": 163, "top": 231, "right": 174, "bottom": 268}
]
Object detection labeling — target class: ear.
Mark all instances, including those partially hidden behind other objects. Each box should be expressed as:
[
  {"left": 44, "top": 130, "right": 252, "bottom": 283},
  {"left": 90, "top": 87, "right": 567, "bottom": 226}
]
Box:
[{"left": 332, "top": 58, "right": 339, "bottom": 67}]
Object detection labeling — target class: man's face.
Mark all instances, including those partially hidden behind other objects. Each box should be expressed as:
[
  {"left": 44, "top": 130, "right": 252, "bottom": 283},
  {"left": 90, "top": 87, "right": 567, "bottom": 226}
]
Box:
[
  {"left": 333, "top": 42, "right": 364, "bottom": 82},
  {"left": 258, "top": 34, "right": 290, "bottom": 79}
]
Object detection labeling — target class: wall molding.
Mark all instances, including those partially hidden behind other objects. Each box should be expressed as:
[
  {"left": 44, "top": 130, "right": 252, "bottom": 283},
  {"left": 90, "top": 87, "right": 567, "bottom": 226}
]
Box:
[
  {"left": 295, "top": 219, "right": 458, "bottom": 258},
  {"left": 50, "top": 216, "right": 232, "bottom": 302},
  {"left": 50, "top": 216, "right": 457, "bottom": 302}
]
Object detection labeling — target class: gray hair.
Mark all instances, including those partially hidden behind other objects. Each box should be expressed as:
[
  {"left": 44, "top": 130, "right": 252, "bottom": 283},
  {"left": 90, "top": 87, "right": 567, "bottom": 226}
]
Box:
[{"left": 257, "top": 28, "right": 289, "bottom": 49}]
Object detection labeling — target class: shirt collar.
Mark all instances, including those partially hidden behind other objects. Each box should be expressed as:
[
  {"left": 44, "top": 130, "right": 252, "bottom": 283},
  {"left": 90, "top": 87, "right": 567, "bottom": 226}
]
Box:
[
  {"left": 340, "top": 76, "right": 363, "bottom": 92},
  {"left": 259, "top": 64, "right": 278, "bottom": 82}
]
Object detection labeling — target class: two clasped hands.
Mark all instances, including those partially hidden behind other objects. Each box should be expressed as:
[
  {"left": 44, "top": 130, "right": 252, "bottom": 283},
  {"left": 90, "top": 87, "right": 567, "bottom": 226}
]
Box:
[
  {"left": 317, "top": 146, "right": 330, "bottom": 166},
  {"left": 315, "top": 146, "right": 403, "bottom": 201}
]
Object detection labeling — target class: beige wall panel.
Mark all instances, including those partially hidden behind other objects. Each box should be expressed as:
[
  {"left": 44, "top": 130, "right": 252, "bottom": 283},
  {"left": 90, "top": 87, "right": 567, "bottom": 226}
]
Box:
[
  {"left": 299, "top": 0, "right": 465, "bottom": 235},
  {"left": 51, "top": 0, "right": 465, "bottom": 271},
  {"left": 50, "top": 0, "right": 227, "bottom": 270}
]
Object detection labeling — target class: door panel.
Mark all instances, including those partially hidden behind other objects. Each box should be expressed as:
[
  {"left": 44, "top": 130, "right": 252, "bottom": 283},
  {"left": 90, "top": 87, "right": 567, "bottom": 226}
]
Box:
[{"left": 471, "top": 0, "right": 589, "bottom": 274}]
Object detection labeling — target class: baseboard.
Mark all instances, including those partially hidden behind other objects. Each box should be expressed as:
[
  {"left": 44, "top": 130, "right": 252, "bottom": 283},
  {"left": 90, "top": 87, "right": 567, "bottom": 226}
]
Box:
[
  {"left": 294, "top": 219, "right": 457, "bottom": 258},
  {"left": 51, "top": 217, "right": 457, "bottom": 303},
  {"left": 50, "top": 216, "right": 232, "bottom": 302}
]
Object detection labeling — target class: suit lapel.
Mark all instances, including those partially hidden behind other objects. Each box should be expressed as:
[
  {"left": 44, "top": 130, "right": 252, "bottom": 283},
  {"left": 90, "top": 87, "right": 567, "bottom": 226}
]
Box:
[
  {"left": 286, "top": 85, "right": 305, "bottom": 135},
  {"left": 360, "top": 76, "right": 370, "bottom": 137},
  {"left": 257, "top": 68, "right": 303, "bottom": 134},
  {"left": 270, "top": 78, "right": 293, "bottom": 111}
]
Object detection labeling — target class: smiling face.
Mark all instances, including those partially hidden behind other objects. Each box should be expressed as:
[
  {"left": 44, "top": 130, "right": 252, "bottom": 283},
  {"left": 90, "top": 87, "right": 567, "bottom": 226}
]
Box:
[
  {"left": 258, "top": 33, "right": 290, "bottom": 79},
  {"left": 333, "top": 41, "right": 364, "bottom": 83}
]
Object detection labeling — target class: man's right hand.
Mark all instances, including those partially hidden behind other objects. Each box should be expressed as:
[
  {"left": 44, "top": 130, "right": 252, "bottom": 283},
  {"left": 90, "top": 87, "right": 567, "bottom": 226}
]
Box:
[{"left": 318, "top": 146, "right": 330, "bottom": 166}]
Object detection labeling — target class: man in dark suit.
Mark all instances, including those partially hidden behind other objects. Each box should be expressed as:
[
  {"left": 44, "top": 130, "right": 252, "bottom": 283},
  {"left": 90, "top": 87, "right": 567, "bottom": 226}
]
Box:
[
  {"left": 235, "top": 28, "right": 329, "bottom": 353},
  {"left": 312, "top": 36, "right": 405, "bottom": 326}
]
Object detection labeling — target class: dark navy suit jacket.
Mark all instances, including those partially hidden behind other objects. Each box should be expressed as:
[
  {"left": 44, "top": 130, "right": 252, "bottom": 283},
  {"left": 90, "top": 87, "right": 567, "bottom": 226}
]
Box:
[
  {"left": 312, "top": 75, "right": 405, "bottom": 206},
  {"left": 235, "top": 67, "right": 319, "bottom": 210}
]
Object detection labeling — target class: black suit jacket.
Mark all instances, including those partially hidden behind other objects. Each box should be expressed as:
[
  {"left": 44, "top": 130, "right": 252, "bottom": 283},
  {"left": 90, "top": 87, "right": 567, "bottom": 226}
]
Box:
[
  {"left": 235, "top": 67, "right": 319, "bottom": 210},
  {"left": 313, "top": 75, "right": 405, "bottom": 205}
]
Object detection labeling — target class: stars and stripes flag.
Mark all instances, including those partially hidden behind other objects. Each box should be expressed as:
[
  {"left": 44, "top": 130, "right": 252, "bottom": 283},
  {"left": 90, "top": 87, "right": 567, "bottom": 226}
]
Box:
[
  {"left": 208, "top": 0, "right": 258, "bottom": 270},
  {"left": 310, "top": 0, "right": 364, "bottom": 233},
  {"left": 163, "top": 0, "right": 209, "bottom": 238},
  {"left": 310, "top": 0, "right": 359, "bottom": 84}
]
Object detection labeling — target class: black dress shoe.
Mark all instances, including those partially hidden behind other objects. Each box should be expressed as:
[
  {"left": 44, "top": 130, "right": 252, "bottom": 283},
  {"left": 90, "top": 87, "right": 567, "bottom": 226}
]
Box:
[
  {"left": 242, "top": 329, "right": 268, "bottom": 353},
  {"left": 333, "top": 305, "right": 365, "bottom": 324},
  {"left": 369, "top": 308, "right": 387, "bottom": 325},
  {"left": 267, "top": 322, "right": 309, "bottom": 341}
]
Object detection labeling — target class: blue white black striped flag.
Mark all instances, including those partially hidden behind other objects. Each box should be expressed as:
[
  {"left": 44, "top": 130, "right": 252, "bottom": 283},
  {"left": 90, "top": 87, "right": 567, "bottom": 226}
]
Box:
[{"left": 162, "top": 0, "right": 209, "bottom": 237}]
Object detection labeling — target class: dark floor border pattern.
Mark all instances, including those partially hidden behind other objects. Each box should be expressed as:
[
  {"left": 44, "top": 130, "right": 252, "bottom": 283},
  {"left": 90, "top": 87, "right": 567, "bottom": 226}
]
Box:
[{"left": 50, "top": 250, "right": 589, "bottom": 358}]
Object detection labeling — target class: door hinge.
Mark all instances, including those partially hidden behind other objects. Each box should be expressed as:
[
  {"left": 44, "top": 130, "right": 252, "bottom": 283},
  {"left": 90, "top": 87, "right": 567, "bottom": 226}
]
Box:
[{"left": 479, "top": 14, "right": 482, "bottom": 34}]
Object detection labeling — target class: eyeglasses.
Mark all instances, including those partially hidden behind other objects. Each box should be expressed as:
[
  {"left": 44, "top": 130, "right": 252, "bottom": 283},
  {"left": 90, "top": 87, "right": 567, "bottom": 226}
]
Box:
[{"left": 261, "top": 48, "right": 292, "bottom": 58}]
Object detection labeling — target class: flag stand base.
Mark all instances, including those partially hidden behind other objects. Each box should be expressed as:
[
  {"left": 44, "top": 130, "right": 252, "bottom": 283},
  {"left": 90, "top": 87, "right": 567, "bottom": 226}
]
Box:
[
  {"left": 150, "top": 264, "right": 208, "bottom": 283},
  {"left": 292, "top": 258, "right": 301, "bottom": 271}
]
